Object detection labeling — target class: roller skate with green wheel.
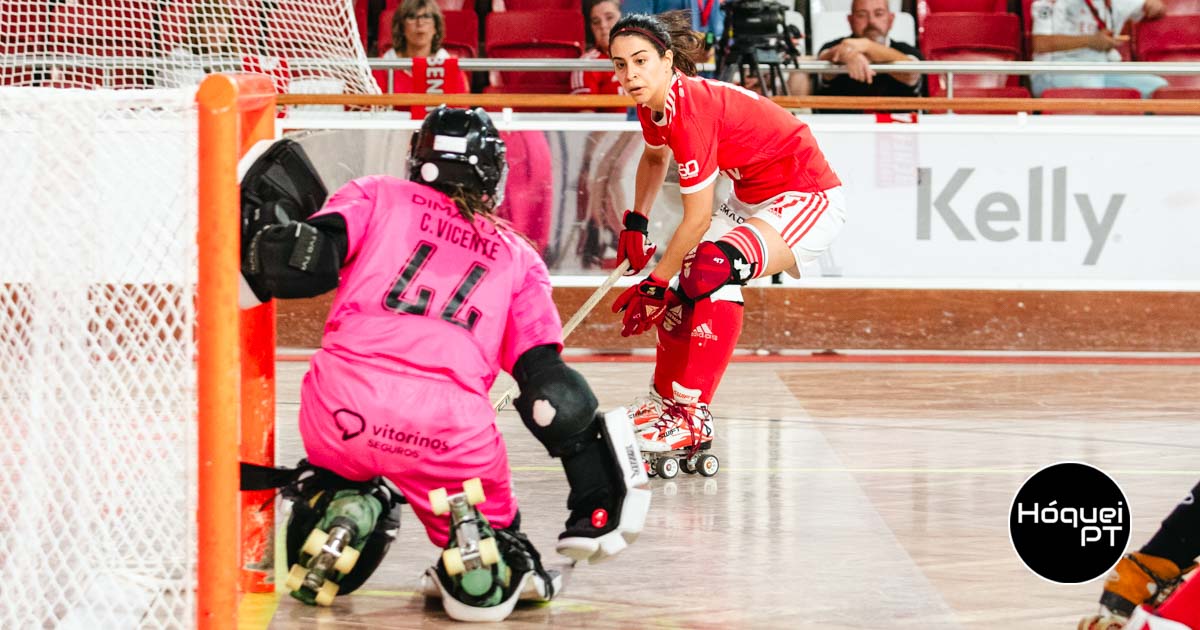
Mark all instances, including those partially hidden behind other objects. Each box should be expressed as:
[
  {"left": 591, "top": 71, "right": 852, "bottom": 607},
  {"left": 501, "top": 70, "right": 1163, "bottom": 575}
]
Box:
[
  {"left": 422, "top": 478, "right": 562, "bottom": 622},
  {"left": 283, "top": 489, "right": 384, "bottom": 606}
]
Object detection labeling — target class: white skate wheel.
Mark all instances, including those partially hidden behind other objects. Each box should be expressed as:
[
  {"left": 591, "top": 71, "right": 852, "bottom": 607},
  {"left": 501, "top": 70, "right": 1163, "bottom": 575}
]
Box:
[
  {"left": 284, "top": 564, "right": 308, "bottom": 592},
  {"left": 429, "top": 487, "right": 450, "bottom": 516},
  {"left": 463, "top": 478, "right": 486, "bottom": 505},
  {"left": 697, "top": 454, "right": 719, "bottom": 477},
  {"left": 478, "top": 536, "right": 500, "bottom": 566},
  {"left": 442, "top": 548, "right": 466, "bottom": 576},
  {"left": 333, "top": 545, "right": 360, "bottom": 574},
  {"left": 656, "top": 457, "right": 679, "bottom": 479},
  {"left": 314, "top": 580, "right": 340, "bottom": 606},
  {"left": 302, "top": 529, "right": 329, "bottom": 557}
]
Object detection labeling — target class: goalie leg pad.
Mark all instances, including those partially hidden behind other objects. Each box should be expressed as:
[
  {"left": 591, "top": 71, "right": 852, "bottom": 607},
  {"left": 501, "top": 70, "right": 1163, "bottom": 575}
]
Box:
[
  {"left": 555, "top": 408, "right": 651, "bottom": 564},
  {"left": 282, "top": 463, "right": 404, "bottom": 596},
  {"left": 678, "top": 239, "right": 755, "bottom": 302}
]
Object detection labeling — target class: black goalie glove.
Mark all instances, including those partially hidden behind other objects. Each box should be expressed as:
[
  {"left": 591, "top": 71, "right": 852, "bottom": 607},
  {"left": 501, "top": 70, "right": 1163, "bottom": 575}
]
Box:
[{"left": 239, "top": 138, "right": 329, "bottom": 302}]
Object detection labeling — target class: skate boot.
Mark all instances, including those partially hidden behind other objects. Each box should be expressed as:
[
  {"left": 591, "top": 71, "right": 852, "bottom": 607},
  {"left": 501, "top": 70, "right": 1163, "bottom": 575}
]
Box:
[
  {"left": 638, "top": 382, "right": 719, "bottom": 480},
  {"left": 556, "top": 407, "right": 652, "bottom": 564},
  {"left": 422, "top": 479, "right": 562, "bottom": 622},
  {"left": 284, "top": 489, "right": 385, "bottom": 606},
  {"left": 1079, "top": 553, "right": 1196, "bottom": 630},
  {"left": 628, "top": 389, "right": 664, "bottom": 430}
]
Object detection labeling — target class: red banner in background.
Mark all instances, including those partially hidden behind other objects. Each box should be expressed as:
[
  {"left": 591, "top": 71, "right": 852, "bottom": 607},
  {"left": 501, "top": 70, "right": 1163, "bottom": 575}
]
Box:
[{"left": 410, "top": 56, "right": 466, "bottom": 118}]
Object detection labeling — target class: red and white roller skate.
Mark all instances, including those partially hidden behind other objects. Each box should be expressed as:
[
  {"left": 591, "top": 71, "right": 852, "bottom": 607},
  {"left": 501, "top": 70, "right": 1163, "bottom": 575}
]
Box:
[
  {"left": 637, "top": 382, "right": 719, "bottom": 480},
  {"left": 628, "top": 388, "right": 664, "bottom": 430}
]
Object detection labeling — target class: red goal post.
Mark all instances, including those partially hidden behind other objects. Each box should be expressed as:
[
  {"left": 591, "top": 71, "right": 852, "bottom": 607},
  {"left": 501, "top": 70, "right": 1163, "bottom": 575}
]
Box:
[{"left": 196, "top": 72, "right": 277, "bottom": 628}]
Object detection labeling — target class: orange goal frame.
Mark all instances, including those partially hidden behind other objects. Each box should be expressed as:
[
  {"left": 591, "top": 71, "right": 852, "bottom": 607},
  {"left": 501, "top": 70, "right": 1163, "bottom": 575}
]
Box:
[{"left": 196, "top": 73, "right": 277, "bottom": 629}]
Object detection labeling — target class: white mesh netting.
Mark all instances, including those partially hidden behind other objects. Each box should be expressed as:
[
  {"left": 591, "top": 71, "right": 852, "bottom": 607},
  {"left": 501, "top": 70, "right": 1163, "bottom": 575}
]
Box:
[
  {"left": 0, "top": 87, "right": 199, "bottom": 628},
  {"left": 0, "top": 0, "right": 379, "bottom": 95}
]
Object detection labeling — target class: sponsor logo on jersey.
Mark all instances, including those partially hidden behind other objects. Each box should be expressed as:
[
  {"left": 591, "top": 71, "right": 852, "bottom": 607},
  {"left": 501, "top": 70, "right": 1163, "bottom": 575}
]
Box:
[{"left": 678, "top": 159, "right": 700, "bottom": 180}]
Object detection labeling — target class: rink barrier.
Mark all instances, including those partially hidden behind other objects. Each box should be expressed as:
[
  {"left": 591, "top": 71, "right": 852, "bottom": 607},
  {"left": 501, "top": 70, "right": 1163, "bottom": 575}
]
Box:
[{"left": 275, "top": 93, "right": 1200, "bottom": 115}]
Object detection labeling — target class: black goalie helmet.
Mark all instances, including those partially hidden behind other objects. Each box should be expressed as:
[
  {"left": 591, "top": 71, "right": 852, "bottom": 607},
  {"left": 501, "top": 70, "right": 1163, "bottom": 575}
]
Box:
[{"left": 407, "top": 106, "right": 507, "bottom": 207}]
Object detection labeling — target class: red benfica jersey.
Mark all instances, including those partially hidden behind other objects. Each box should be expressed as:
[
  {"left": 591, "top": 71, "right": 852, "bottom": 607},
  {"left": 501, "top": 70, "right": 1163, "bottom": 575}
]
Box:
[{"left": 637, "top": 73, "right": 841, "bottom": 204}]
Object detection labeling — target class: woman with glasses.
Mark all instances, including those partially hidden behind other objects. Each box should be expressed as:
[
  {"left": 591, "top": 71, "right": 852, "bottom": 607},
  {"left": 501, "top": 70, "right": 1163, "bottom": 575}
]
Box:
[{"left": 376, "top": 0, "right": 468, "bottom": 98}]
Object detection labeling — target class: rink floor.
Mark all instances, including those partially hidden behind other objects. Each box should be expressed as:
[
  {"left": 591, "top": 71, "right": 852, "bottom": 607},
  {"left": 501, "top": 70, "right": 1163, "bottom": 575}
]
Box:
[{"left": 248, "top": 358, "right": 1200, "bottom": 629}]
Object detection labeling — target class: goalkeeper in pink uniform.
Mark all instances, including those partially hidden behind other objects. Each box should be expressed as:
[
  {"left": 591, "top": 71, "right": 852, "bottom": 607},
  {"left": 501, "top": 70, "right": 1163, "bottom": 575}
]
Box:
[{"left": 237, "top": 107, "right": 649, "bottom": 621}]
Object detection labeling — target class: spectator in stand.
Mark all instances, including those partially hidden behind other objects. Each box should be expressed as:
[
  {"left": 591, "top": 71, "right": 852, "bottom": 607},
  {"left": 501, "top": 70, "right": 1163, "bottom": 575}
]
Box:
[
  {"left": 573, "top": 0, "right": 637, "bottom": 269},
  {"left": 156, "top": 1, "right": 241, "bottom": 88},
  {"left": 816, "top": 0, "right": 921, "bottom": 98},
  {"left": 376, "top": 0, "right": 468, "bottom": 95},
  {"left": 572, "top": 0, "right": 626, "bottom": 110},
  {"left": 1030, "top": 0, "right": 1166, "bottom": 97}
]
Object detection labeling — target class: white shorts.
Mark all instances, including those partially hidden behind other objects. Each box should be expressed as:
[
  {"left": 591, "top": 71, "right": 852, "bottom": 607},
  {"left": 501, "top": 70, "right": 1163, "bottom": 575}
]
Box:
[{"left": 709, "top": 186, "right": 847, "bottom": 279}]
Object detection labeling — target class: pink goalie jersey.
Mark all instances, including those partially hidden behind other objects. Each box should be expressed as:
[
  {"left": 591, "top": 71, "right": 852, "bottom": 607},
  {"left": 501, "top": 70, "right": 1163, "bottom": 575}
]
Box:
[{"left": 308, "top": 175, "right": 564, "bottom": 398}]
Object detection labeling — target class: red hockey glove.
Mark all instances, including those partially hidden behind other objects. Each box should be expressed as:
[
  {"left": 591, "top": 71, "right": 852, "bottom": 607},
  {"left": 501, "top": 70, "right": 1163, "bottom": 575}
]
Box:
[
  {"left": 616, "top": 210, "right": 656, "bottom": 275},
  {"left": 611, "top": 273, "right": 678, "bottom": 337}
]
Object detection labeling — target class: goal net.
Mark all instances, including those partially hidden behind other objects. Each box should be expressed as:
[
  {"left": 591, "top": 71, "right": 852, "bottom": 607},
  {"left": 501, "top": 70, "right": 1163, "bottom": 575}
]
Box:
[
  {"left": 0, "top": 88, "right": 201, "bottom": 627},
  {"left": 0, "top": 0, "right": 379, "bottom": 95}
]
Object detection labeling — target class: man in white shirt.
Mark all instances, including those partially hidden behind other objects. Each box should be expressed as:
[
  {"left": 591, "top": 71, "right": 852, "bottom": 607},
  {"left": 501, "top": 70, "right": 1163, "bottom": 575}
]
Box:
[{"left": 1030, "top": 0, "right": 1166, "bottom": 96}]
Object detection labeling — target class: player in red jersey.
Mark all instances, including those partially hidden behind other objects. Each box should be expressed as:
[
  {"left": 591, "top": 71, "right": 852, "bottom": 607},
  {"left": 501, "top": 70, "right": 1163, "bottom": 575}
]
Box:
[{"left": 607, "top": 11, "right": 847, "bottom": 470}]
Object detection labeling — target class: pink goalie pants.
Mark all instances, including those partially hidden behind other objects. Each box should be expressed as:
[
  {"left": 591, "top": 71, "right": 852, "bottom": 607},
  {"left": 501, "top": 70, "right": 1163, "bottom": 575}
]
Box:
[{"left": 296, "top": 351, "right": 519, "bottom": 547}]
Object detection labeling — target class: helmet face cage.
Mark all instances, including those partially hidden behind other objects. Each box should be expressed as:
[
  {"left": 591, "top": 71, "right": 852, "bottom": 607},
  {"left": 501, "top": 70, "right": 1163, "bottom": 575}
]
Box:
[{"left": 407, "top": 106, "right": 508, "bottom": 208}]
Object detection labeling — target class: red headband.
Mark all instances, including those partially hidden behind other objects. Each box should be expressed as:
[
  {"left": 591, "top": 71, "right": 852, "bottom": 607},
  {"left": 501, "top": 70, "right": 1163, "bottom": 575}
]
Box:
[{"left": 612, "top": 26, "right": 668, "bottom": 52}]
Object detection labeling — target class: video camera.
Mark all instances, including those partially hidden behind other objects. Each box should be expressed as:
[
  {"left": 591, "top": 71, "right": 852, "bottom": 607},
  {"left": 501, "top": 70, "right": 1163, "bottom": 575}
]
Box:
[{"left": 714, "top": 0, "right": 803, "bottom": 96}]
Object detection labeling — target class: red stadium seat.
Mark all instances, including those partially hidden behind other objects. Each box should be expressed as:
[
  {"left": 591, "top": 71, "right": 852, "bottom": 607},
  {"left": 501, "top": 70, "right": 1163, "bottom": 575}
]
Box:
[
  {"left": 443, "top": 10, "right": 479, "bottom": 58},
  {"left": 45, "top": 0, "right": 165, "bottom": 87},
  {"left": 928, "top": 86, "right": 1031, "bottom": 113},
  {"left": 355, "top": 0, "right": 368, "bottom": 52},
  {"left": 377, "top": 7, "right": 397, "bottom": 54},
  {"left": 1134, "top": 15, "right": 1200, "bottom": 86},
  {"left": 504, "top": 0, "right": 580, "bottom": 9},
  {"left": 0, "top": 1, "right": 44, "bottom": 84},
  {"left": 1039, "top": 87, "right": 1142, "bottom": 114},
  {"left": 917, "top": 0, "right": 1008, "bottom": 39},
  {"left": 922, "top": 13, "right": 1022, "bottom": 93},
  {"left": 50, "top": 0, "right": 157, "bottom": 56},
  {"left": 1153, "top": 86, "right": 1200, "bottom": 98},
  {"left": 1150, "top": 87, "right": 1200, "bottom": 115},
  {"left": 485, "top": 10, "right": 584, "bottom": 90},
  {"left": 1134, "top": 15, "right": 1200, "bottom": 60}
]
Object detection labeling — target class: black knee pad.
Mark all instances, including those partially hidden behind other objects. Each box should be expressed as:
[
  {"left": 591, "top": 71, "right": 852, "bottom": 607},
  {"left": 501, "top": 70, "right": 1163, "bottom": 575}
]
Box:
[
  {"left": 512, "top": 345, "right": 598, "bottom": 458},
  {"left": 281, "top": 462, "right": 404, "bottom": 595}
]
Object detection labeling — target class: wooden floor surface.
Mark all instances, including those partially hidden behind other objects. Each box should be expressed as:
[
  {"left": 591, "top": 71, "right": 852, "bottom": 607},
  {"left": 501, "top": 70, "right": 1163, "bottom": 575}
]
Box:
[{"left": 257, "top": 360, "right": 1200, "bottom": 629}]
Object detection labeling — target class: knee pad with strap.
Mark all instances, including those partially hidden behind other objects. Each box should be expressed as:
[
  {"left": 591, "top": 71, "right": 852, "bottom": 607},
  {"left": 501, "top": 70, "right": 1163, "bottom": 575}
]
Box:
[
  {"left": 679, "top": 240, "right": 754, "bottom": 302},
  {"left": 512, "top": 345, "right": 598, "bottom": 458}
]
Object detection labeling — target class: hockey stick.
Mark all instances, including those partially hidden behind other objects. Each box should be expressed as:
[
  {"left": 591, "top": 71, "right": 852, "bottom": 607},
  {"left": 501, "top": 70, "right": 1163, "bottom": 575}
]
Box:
[{"left": 492, "top": 259, "right": 632, "bottom": 412}]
